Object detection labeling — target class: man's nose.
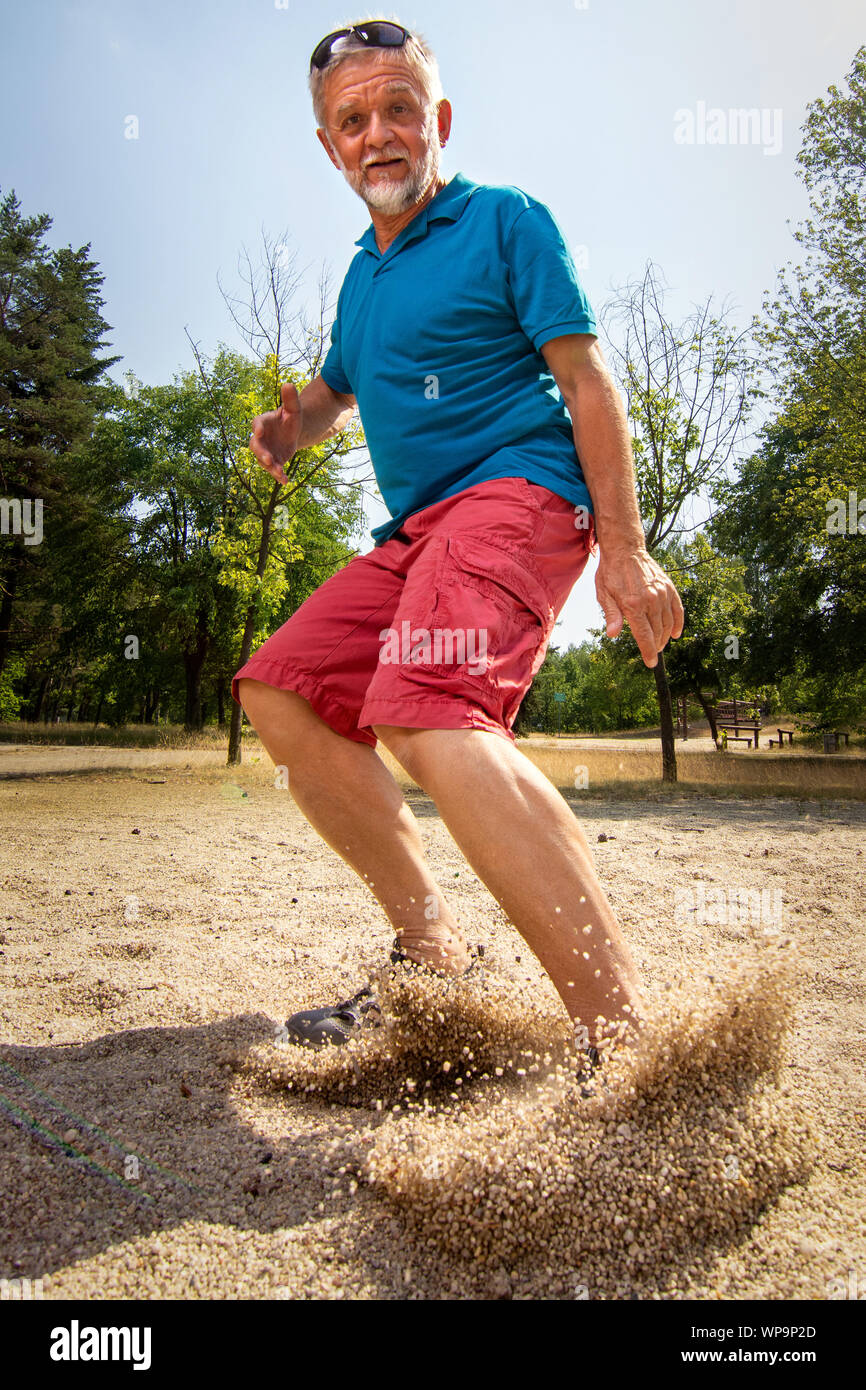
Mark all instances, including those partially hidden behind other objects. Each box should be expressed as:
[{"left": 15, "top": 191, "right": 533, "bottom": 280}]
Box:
[{"left": 365, "top": 109, "right": 398, "bottom": 148}]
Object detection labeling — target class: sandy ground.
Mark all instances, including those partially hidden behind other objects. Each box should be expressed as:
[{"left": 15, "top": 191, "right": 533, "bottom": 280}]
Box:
[
  {"left": 0, "top": 744, "right": 223, "bottom": 777},
  {"left": 0, "top": 754, "right": 864, "bottom": 1300}
]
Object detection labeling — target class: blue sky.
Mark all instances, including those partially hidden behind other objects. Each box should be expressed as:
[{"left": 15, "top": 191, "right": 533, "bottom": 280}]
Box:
[{"left": 2, "top": 0, "right": 861, "bottom": 646}]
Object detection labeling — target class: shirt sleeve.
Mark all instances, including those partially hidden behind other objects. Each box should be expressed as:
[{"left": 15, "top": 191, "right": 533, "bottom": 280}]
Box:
[
  {"left": 320, "top": 292, "right": 353, "bottom": 396},
  {"left": 504, "top": 202, "right": 598, "bottom": 352}
]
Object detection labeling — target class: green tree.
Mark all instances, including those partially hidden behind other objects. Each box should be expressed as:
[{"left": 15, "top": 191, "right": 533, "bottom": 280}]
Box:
[
  {"left": 713, "top": 47, "right": 866, "bottom": 729},
  {"left": 660, "top": 536, "right": 753, "bottom": 740},
  {"left": 116, "top": 366, "right": 248, "bottom": 730},
  {"left": 0, "top": 189, "right": 120, "bottom": 682},
  {"left": 599, "top": 262, "right": 756, "bottom": 778},
  {"left": 191, "top": 229, "right": 368, "bottom": 763},
  {"left": 757, "top": 46, "right": 865, "bottom": 403},
  {"left": 712, "top": 402, "right": 866, "bottom": 727}
]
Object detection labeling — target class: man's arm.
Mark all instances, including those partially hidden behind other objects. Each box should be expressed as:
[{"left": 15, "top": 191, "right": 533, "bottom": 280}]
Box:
[
  {"left": 249, "top": 376, "right": 356, "bottom": 486},
  {"left": 540, "top": 333, "right": 684, "bottom": 668},
  {"left": 296, "top": 375, "right": 357, "bottom": 448}
]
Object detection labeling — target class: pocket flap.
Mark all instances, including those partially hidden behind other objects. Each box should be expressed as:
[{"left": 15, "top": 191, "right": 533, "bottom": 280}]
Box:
[{"left": 447, "top": 535, "right": 553, "bottom": 628}]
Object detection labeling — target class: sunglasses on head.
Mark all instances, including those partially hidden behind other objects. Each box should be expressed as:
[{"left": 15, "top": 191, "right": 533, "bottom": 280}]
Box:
[{"left": 309, "top": 20, "right": 411, "bottom": 74}]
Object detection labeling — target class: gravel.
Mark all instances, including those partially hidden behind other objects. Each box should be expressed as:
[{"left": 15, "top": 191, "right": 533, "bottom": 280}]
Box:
[{"left": 0, "top": 769, "right": 863, "bottom": 1299}]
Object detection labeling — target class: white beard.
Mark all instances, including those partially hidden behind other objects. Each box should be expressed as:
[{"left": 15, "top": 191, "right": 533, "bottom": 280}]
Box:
[{"left": 332, "top": 107, "right": 442, "bottom": 214}]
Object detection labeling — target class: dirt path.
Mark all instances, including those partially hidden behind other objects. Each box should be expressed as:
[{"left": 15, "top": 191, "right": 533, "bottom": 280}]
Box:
[
  {"left": 0, "top": 744, "right": 223, "bottom": 778},
  {"left": 1, "top": 765, "right": 863, "bottom": 1299}
]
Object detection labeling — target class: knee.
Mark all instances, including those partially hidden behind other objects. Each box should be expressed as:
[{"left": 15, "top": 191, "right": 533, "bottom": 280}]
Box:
[
  {"left": 237, "top": 679, "right": 305, "bottom": 732},
  {"left": 236, "top": 677, "right": 268, "bottom": 720},
  {"left": 371, "top": 723, "right": 406, "bottom": 755},
  {"left": 372, "top": 724, "right": 422, "bottom": 776}
]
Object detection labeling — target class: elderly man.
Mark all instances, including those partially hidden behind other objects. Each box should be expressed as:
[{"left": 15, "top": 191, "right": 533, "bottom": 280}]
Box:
[{"left": 233, "top": 19, "right": 683, "bottom": 1067}]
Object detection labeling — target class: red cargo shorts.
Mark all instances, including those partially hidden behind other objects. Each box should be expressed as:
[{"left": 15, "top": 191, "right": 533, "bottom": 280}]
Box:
[{"left": 231, "top": 476, "right": 596, "bottom": 747}]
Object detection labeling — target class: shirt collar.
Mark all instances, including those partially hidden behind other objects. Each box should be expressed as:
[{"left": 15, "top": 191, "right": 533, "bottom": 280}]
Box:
[{"left": 354, "top": 171, "right": 477, "bottom": 259}]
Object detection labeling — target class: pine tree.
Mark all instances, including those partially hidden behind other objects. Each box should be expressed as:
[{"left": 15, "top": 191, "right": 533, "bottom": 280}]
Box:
[{"left": 0, "top": 188, "right": 119, "bottom": 679}]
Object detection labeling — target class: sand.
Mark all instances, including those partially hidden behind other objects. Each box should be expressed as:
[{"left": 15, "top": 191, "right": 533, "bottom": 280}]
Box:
[{"left": 0, "top": 759, "right": 863, "bottom": 1299}]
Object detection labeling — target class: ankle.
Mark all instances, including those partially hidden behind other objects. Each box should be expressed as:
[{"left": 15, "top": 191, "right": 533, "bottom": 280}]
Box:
[
  {"left": 574, "top": 1011, "right": 645, "bottom": 1055},
  {"left": 392, "top": 928, "right": 472, "bottom": 976}
]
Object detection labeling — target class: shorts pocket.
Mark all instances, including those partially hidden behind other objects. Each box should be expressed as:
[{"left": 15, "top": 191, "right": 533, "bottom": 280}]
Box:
[
  {"left": 420, "top": 534, "right": 556, "bottom": 728},
  {"left": 445, "top": 534, "right": 554, "bottom": 634}
]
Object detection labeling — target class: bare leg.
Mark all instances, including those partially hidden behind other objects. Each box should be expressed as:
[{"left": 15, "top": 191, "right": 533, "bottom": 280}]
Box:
[
  {"left": 236, "top": 680, "right": 471, "bottom": 974},
  {"left": 372, "top": 724, "right": 647, "bottom": 1046}
]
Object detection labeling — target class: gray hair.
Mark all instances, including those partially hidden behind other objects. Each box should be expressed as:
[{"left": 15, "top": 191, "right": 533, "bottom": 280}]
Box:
[{"left": 309, "top": 14, "right": 444, "bottom": 132}]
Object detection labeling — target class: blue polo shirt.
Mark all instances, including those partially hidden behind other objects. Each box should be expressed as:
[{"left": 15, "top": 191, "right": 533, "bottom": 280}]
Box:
[{"left": 320, "top": 170, "right": 598, "bottom": 546}]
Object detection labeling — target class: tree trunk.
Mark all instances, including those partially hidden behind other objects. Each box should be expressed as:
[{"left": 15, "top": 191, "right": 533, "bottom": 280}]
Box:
[
  {"left": 227, "top": 504, "right": 278, "bottom": 765},
  {"left": 184, "top": 654, "right": 205, "bottom": 730},
  {"left": 653, "top": 652, "right": 677, "bottom": 782},
  {"left": 227, "top": 614, "right": 255, "bottom": 765},
  {"left": 217, "top": 680, "right": 226, "bottom": 728},
  {"left": 93, "top": 692, "right": 105, "bottom": 728},
  {"left": 183, "top": 620, "right": 210, "bottom": 731},
  {"left": 31, "top": 675, "right": 49, "bottom": 722},
  {"left": 681, "top": 695, "right": 689, "bottom": 741},
  {"left": 0, "top": 551, "right": 21, "bottom": 682},
  {"left": 696, "top": 690, "right": 719, "bottom": 744}
]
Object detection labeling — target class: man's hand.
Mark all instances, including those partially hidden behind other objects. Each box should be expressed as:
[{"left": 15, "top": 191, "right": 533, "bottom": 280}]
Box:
[
  {"left": 249, "top": 382, "right": 303, "bottom": 486},
  {"left": 595, "top": 548, "right": 684, "bottom": 668}
]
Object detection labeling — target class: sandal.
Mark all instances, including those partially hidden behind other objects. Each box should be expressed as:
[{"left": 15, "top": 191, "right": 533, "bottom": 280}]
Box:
[
  {"left": 280, "top": 938, "right": 481, "bottom": 1049},
  {"left": 575, "top": 1043, "right": 603, "bottom": 1097}
]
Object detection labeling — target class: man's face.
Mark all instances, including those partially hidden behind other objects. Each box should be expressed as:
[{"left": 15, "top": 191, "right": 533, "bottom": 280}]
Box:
[{"left": 317, "top": 54, "right": 449, "bottom": 214}]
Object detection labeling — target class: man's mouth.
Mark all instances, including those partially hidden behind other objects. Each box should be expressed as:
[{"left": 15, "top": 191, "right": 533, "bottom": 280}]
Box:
[{"left": 365, "top": 157, "right": 406, "bottom": 173}]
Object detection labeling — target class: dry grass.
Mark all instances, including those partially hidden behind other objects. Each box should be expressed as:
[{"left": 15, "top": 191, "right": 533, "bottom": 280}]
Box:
[
  {"left": 522, "top": 744, "right": 866, "bottom": 799},
  {"left": 0, "top": 722, "right": 231, "bottom": 750},
  {"left": 3, "top": 720, "right": 864, "bottom": 801}
]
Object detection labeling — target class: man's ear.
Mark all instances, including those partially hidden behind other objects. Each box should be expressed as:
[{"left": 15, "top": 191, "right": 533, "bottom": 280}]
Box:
[
  {"left": 316, "top": 127, "right": 342, "bottom": 170},
  {"left": 437, "top": 98, "right": 453, "bottom": 145}
]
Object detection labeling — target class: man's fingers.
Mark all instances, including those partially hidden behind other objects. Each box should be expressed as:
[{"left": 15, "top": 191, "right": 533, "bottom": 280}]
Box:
[
  {"left": 656, "top": 600, "right": 672, "bottom": 651},
  {"left": 249, "top": 430, "right": 274, "bottom": 469},
  {"left": 628, "top": 612, "right": 660, "bottom": 668},
  {"left": 596, "top": 577, "right": 624, "bottom": 638},
  {"left": 671, "top": 588, "right": 685, "bottom": 639},
  {"left": 663, "top": 599, "right": 680, "bottom": 649},
  {"left": 654, "top": 583, "right": 685, "bottom": 648},
  {"left": 597, "top": 561, "right": 684, "bottom": 662}
]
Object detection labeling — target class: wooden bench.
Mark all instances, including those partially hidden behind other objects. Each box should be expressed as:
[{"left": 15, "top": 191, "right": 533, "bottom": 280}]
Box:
[
  {"left": 715, "top": 698, "right": 762, "bottom": 750},
  {"left": 721, "top": 732, "right": 758, "bottom": 748},
  {"left": 768, "top": 728, "right": 795, "bottom": 749}
]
